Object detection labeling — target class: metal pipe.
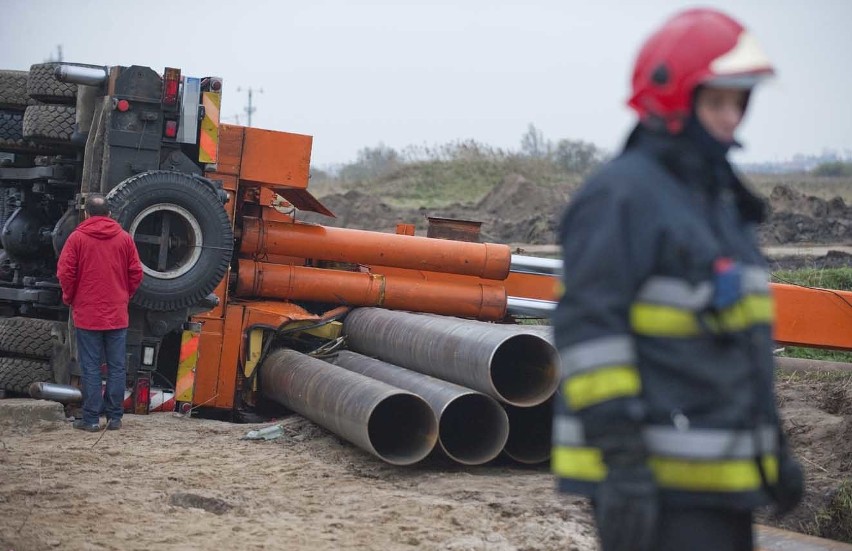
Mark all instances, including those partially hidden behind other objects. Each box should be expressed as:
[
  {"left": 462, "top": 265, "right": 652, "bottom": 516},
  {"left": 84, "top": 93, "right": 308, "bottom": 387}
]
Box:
[
  {"left": 29, "top": 382, "right": 82, "bottom": 403},
  {"left": 507, "top": 296, "right": 557, "bottom": 316},
  {"left": 342, "top": 308, "right": 559, "bottom": 407},
  {"left": 510, "top": 255, "right": 562, "bottom": 275},
  {"left": 235, "top": 260, "right": 507, "bottom": 321},
  {"left": 240, "top": 218, "right": 511, "bottom": 280},
  {"left": 261, "top": 348, "right": 438, "bottom": 466},
  {"left": 54, "top": 65, "right": 108, "bottom": 86},
  {"left": 333, "top": 350, "right": 509, "bottom": 465},
  {"left": 503, "top": 398, "right": 553, "bottom": 464}
]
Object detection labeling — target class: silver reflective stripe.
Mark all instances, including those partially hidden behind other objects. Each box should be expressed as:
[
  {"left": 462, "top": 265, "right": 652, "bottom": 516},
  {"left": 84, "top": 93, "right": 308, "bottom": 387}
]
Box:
[
  {"left": 552, "top": 414, "right": 585, "bottom": 446},
  {"left": 636, "top": 277, "right": 713, "bottom": 310},
  {"left": 559, "top": 335, "right": 635, "bottom": 376},
  {"left": 645, "top": 424, "right": 778, "bottom": 459},
  {"left": 742, "top": 266, "right": 770, "bottom": 295},
  {"left": 553, "top": 416, "right": 778, "bottom": 460}
]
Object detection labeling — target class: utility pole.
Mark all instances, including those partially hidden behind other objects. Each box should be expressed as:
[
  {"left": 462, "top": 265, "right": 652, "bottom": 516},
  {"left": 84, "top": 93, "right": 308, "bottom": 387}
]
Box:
[{"left": 236, "top": 86, "right": 263, "bottom": 127}]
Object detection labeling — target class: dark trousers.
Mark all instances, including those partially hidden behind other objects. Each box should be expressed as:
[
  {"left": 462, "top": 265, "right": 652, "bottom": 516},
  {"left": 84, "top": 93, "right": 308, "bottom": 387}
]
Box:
[
  {"left": 655, "top": 506, "right": 753, "bottom": 551},
  {"left": 76, "top": 328, "right": 127, "bottom": 425}
]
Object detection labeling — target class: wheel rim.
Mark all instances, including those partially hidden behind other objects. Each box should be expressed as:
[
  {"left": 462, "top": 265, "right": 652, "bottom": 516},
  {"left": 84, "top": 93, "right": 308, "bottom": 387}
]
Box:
[{"left": 128, "top": 203, "right": 203, "bottom": 280}]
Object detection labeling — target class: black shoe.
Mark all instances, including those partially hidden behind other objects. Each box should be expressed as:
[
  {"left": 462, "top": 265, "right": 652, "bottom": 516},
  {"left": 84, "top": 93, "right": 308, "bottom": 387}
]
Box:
[
  {"left": 73, "top": 420, "right": 100, "bottom": 432},
  {"left": 106, "top": 418, "right": 122, "bottom": 431}
]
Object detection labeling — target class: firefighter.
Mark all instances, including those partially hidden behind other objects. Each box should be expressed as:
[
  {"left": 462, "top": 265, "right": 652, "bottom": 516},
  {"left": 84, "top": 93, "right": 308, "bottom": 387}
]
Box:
[{"left": 551, "top": 8, "right": 803, "bottom": 551}]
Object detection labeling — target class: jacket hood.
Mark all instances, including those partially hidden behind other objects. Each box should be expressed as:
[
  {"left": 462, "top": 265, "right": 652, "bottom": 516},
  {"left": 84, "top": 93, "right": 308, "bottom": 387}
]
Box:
[{"left": 77, "top": 216, "right": 125, "bottom": 239}]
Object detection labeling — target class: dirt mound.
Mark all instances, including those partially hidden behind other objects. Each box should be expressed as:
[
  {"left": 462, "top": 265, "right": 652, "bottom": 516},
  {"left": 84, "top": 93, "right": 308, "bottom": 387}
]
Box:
[{"left": 760, "top": 185, "right": 852, "bottom": 245}]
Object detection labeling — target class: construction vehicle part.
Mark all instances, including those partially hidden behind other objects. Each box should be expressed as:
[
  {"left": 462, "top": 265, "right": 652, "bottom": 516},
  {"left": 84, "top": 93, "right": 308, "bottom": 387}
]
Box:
[
  {"left": 342, "top": 308, "right": 559, "bottom": 407},
  {"left": 54, "top": 65, "right": 109, "bottom": 87},
  {"left": 235, "top": 261, "right": 507, "bottom": 321},
  {"left": 773, "top": 283, "right": 852, "bottom": 351},
  {"left": 507, "top": 296, "right": 556, "bottom": 316},
  {"left": 509, "top": 254, "right": 563, "bottom": 275},
  {"left": 1, "top": 205, "right": 51, "bottom": 259},
  {"left": 333, "top": 350, "right": 509, "bottom": 465},
  {"left": 261, "top": 348, "right": 438, "bottom": 466},
  {"left": 0, "top": 109, "right": 46, "bottom": 154},
  {"left": 240, "top": 218, "right": 512, "bottom": 280},
  {"left": 27, "top": 62, "right": 100, "bottom": 104},
  {"left": 503, "top": 399, "right": 553, "bottom": 464},
  {"left": 775, "top": 357, "right": 852, "bottom": 374},
  {"left": 107, "top": 170, "right": 233, "bottom": 311},
  {"left": 0, "top": 356, "right": 52, "bottom": 393},
  {"left": 29, "top": 381, "right": 81, "bottom": 403},
  {"left": 22, "top": 104, "right": 76, "bottom": 144},
  {"left": 0, "top": 70, "right": 35, "bottom": 109},
  {"left": 0, "top": 317, "right": 62, "bottom": 359}
]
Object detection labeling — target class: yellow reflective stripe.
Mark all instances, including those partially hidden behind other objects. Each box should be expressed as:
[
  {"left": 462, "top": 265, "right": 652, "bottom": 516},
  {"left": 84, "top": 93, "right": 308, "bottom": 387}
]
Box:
[
  {"left": 563, "top": 365, "right": 641, "bottom": 410},
  {"left": 650, "top": 455, "right": 778, "bottom": 492},
  {"left": 553, "top": 446, "right": 778, "bottom": 492},
  {"left": 631, "top": 304, "right": 700, "bottom": 336},
  {"left": 552, "top": 446, "right": 606, "bottom": 481},
  {"left": 631, "top": 294, "right": 774, "bottom": 337}
]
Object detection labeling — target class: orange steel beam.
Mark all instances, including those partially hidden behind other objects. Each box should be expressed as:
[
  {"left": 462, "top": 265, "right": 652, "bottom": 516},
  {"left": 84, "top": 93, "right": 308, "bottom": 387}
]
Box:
[
  {"left": 234, "top": 260, "right": 507, "bottom": 321},
  {"left": 772, "top": 283, "right": 852, "bottom": 351},
  {"left": 240, "top": 218, "right": 512, "bottom": 281}
]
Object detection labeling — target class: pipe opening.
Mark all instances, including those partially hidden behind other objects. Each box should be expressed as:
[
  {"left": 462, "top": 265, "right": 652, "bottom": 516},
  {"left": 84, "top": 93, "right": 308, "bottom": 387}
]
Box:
[
  {"left": 490, "top": 334, "right": 559, "bottom": 406},
  {"left": 439, "top": 393, "right": 509, "bottom": 465},
  {"left": 503, "top": 399, "right": 553, "bottom": 464},
  {"left": 368, "top": 394, "right": 437, "bottom": 466}
]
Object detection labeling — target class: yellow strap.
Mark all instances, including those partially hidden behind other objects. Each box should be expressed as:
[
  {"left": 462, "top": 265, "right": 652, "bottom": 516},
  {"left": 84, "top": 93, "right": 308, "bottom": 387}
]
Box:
[
  {"left": 563, "top": 365, "right": 641, "bottom": 411},
  {"left": 552, "top": 446, "right": 778, "bottom": 492},
  {"left": 631, "top": 295, "right": 774, "bottom": 337}
]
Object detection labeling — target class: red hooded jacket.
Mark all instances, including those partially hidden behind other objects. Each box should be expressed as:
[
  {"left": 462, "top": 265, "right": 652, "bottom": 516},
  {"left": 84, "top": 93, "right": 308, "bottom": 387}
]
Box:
[{"left": 57, "top": 216, "right": 144, "bottom": 330}]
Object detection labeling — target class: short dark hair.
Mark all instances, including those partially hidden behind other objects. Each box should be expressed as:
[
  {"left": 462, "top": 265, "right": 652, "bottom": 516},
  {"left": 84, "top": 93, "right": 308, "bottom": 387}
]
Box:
[{"left": 85, "top": 193, "right": 110, "bottom": 217}]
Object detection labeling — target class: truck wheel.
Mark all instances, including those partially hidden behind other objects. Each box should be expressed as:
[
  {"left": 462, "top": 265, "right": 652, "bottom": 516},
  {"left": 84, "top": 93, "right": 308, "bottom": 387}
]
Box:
[
  {"left": 108, "top": 171, "right": 233, "bottom": 311},
  {"left": 0, "top": 70, "right": 36, "bottom": 110},
  {"left": 0, "top": 317, "right": 63, "bottom": 360},
  {"left": 27, "top": 62, "right": 101, "bottom": 104},
  {"left": 0, "top": 356, "right": 53, "bottom": 393},
  {"left": 0, "top": 109, "right": 49, "bottom": 154},
  {"left": 22, "top": 104, "right": 76, "bottom": 144}
]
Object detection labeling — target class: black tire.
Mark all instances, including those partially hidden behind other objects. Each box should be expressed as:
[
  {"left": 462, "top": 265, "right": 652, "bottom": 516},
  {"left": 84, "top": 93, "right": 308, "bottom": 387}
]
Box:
[
  {"left": 0, "top": 356, "right": 53, "bottom": 393},
  {"left": 22, "top": 104, "right": 75, "bottom": 144},
  {"left": 0, "top": 317, "right": 62, "bottom": 359},
  {"left": 0, "top": 109, "right": 51, "bottom": 154},
  {"left": 0, "top": 70, "right": 36, "bottom": 110},
  {"left": 28, "top": 62, "right": 91, "bottom": 104},
  {"left": 107, "top": 171, "right": 233, "bottom": 311}
]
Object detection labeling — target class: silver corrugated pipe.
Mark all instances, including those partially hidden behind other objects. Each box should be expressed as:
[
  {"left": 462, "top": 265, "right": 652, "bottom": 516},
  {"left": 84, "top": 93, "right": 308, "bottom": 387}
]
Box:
[
  {"left": 29, "top": 382, "right": 82, "bottom": 403},
  {"left": 343, "top": 308, "right": 559, "bottom": 407},
  {"left": 333, "top": 350, "right": 509, "bottom": 465},
  {"left": 503, "top": 397, "right": 554, "bottom": 464},
  {"left": 261, "top": 349, "right": 438, "bottom": 466}
]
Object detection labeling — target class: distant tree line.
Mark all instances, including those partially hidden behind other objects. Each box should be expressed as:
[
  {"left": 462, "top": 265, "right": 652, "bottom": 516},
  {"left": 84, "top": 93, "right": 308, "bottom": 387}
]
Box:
[{"left": 812, "top": 161, "right": 852, "bottom": 177}]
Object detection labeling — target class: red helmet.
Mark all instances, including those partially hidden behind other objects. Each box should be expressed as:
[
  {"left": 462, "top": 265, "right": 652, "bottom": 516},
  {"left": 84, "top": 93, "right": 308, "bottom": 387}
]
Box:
[{"left": 627, "top": 8, "right": 774, "bottom": 133}]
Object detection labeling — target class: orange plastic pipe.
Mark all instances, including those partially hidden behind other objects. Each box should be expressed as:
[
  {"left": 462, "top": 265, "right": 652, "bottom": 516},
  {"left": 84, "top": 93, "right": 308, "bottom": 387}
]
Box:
[
  {"left": 235, "top": 260, "right": 507, "bottom": 321},
  {"left": 240, "top": 218, "right": 511, "bottom": 281}
]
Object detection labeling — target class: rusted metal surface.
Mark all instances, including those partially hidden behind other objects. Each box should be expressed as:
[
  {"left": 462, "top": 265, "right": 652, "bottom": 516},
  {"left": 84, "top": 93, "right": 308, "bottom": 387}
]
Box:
[
  {"left": 426, "top": 216, "right": 482, "bottom": 242},
  {"left": 756, "top": 524, "right": 852, "bottom": 550},
  {"left": 239, "top": 218, "right": 509, "bottom": 280},
  {"left": 333, "top": 350, "right": 509, "bottom": 465},
  {"left": 775, "top": 357, "right": 852, "bottom": 374},
  {"left": 342, "top": 308, "right": 559, "bottom": 407},
  {"left": 261, "top": 348, "right": 437, "bottom": 466},
  {"left": 235, "top": 261, "right": 507, "bottom": 321},
  {"left": 503, "top": 397, "right": 553, "bottom": 464}
]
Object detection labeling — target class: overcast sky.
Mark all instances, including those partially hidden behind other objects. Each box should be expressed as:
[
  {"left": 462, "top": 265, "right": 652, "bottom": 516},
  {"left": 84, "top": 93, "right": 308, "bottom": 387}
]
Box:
[{"left": 2, "top": 0, "right": 850, "bottom": 167}]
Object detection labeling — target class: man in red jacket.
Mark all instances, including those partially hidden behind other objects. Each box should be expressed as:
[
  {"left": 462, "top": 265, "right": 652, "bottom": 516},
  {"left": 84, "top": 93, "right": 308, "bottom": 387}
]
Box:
[{"left": 58, "top": 193, "right": 144, "bottom": 432}]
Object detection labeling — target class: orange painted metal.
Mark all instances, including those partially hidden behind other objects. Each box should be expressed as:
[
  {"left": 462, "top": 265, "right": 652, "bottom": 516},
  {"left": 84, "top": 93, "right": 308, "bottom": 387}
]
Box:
[
  {"left": 234, "top": 260, "right": 507, "bottom": 321},
  {"left": 240, "top": 127, "right": 312, "bottom": 189},
  {"left": 212, "top": 304, "right": 246, "bottom": 409},
  {"left": 772, "top": 283, "right": 852, "bottom": 351},
  {"left": 241, "top": 300, "right": 321, "bottom": 330},
  {"left": 396, "top": 223, "right": 416, "bottom": 236},
  {"left": 240, "top": 218, "right": 512, "bottom": 281},
  {"left": 193, "top": 318, "right": 224, "bottom": 408},
  {"left": 214, "top": 124, "right": 245, "bottom": 176}
]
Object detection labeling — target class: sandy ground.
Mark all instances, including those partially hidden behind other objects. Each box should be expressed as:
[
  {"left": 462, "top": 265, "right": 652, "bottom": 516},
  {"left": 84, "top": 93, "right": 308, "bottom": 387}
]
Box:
[{"left": 0, "top": 407, "right": 596, "bottom": 551}]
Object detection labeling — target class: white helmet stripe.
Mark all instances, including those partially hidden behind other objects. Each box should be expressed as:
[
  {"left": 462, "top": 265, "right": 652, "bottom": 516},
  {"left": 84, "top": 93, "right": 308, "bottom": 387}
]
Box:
[{"left": 710, "top": 31, "right": 773, "bottom": 76}]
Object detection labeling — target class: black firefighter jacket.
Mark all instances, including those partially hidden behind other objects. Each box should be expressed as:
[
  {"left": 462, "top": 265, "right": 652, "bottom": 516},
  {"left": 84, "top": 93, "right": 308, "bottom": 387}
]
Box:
[{"left": 551, "top": 125, "right": 782, "bottom": 510}]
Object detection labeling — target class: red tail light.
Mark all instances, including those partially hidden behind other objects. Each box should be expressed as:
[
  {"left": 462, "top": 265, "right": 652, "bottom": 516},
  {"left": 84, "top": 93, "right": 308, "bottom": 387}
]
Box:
[
  {"left": 163, "top": 67, "right": 181, "bottom": 106},
  {"left": 164, "top": 120, "right": 178, "bottom": 138},
  {"left": 133, "top": 375, "right": 151, "bottom": 415}
]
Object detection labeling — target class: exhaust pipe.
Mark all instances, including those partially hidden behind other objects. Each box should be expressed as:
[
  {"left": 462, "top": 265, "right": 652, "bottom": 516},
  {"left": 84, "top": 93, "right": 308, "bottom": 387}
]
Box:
[
  {"left": 54, "top": 65, "right": 109, "bottom": 86},
  {"left": 261, "top": 349, "right": 438, "bottom": 466},
  {"left": 333, "top": 350, "right": 509, "bottom": 465},
  {"left": 29, "top": 382, "right": 82, "bottom": 403},
  {"left": 503, "top": 398, "right": 553, "bottom": 464},
  {"left": 342, "top": 308, "right": 559, "bottom": 407}
]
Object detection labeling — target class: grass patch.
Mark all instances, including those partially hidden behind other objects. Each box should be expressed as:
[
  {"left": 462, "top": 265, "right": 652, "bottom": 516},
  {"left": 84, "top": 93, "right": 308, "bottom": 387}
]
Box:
[
  {"left": 807, "top": 479, "right": 852, "bottom": 543},
  {"left": 772, "top": 268, "right": 852, "bottom": 291},
  {"left": 778, "top": 347, "right": 852, "bottom": 363}
]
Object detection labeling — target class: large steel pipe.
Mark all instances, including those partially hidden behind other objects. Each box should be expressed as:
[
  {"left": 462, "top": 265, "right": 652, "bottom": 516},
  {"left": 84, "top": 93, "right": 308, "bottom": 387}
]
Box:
[
  {"left": 503, "top": 398, "right": 553, "bottom": 464},
  {"left": 235, "top": 260, "right": 507, "bottom": 321},
  {"left": 240, "top": 218, "right": 511, "bottom": 280},
  {"left": 343, "top": 308, "right": 559, "bottom": 407},
  {"left": 261, "top": 349, "right": 438, "bottom": 465},
  {"left": 333, "top": 350, "right": 509, "bottom": 465},
  {"left": 29, "top": 382, "right": 82, "bottom": 403}
]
